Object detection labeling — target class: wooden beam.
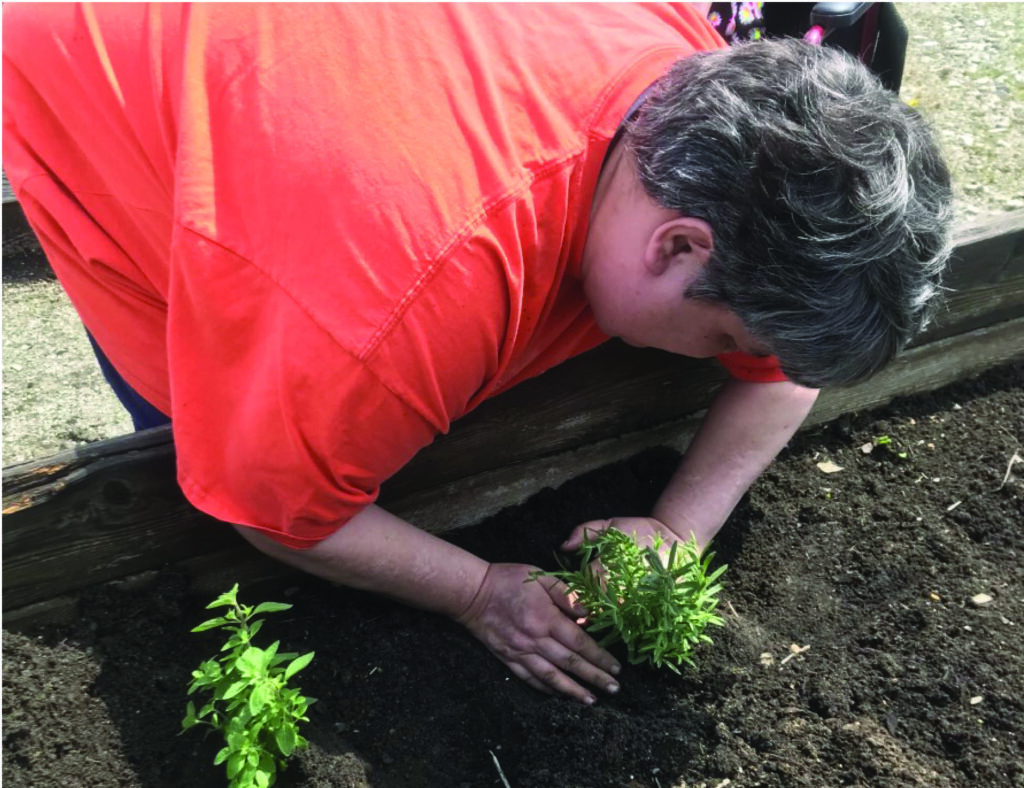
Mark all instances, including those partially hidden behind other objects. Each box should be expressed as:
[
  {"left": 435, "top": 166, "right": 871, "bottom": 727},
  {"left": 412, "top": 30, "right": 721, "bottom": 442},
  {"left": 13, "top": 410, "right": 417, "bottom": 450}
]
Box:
[
  {"left": 2, "top": 433, "right": 234, "bottom": 612},
  {"left": 4, "top": 213, "right": 1023, "bottom": 617},
  {"left": 914, "top": 210, "right": 1024, "bottom": 346}
]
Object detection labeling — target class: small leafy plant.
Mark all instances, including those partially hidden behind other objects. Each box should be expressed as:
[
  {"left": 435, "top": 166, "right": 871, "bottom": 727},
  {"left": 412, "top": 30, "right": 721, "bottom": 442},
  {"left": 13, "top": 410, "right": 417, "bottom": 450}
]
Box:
[
  {"left": 874, "top": 434, "right": 909, "bottom": 459},
  {"left": 541, "top": 529, "right": 726, "bottom": 673},
  {"left": 182, "top": 584, "right": 315, "bottom": 788}
]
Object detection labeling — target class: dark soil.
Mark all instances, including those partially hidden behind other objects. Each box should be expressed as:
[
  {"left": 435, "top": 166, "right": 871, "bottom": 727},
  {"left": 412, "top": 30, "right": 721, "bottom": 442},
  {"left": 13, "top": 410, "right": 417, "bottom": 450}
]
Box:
[{"left": 4, "top": 363, "right": 1023, "bottom": 788}]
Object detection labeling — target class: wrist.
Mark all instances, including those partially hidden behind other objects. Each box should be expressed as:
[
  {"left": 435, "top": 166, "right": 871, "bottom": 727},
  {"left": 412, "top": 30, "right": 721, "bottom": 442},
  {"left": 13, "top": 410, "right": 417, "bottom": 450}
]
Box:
[
  {"left": 447, "top": 558, "right": 491, "bottom": 623},
  {"left": 650, "top": 509, "right": 719, "bottom": 551}
]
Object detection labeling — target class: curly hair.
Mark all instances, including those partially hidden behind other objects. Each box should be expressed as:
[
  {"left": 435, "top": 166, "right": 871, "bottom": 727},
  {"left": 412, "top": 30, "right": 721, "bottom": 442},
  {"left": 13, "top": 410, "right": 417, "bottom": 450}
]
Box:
[{"left": 625, "top": 38, "right": 954, "bottom": 387}]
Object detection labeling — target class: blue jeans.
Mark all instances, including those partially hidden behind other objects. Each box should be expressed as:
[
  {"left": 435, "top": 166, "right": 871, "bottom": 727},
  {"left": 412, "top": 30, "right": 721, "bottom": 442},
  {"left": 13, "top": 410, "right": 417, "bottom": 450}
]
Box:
[{"left": 86, "top": 332, "right": 171, "bottom": 431}]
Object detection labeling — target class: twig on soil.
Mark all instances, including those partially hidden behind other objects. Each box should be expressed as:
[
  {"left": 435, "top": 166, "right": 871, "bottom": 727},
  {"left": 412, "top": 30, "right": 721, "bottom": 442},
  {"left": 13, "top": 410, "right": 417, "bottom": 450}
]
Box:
[
  {"left": 725, "top": 601, "right": 742, "bottom": 620},
  {"left": 490, "top": 749, "right": 512, "bottom": 788},
  {"left": 778, "top": 643, "right": 811, "bottom": 667},
  {"left": 997, "top": 449, "right": 1022, "bottom": 490}
]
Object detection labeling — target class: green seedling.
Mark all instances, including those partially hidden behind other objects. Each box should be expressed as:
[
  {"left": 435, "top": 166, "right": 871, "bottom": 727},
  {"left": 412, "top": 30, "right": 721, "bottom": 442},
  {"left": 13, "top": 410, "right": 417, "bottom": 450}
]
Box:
[
  {"left": 183, "top": 584, "right": 315, "bottom": 788},
  {"left": 538, "top": 529, "right": 726, "bottom": 673},
  {"left": 874, "top": 435, "right": 909, "bottom": 459}
]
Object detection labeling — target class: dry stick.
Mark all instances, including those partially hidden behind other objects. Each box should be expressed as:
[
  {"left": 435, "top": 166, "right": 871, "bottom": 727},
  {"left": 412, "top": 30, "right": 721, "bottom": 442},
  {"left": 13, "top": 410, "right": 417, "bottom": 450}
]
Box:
[
  {"left": 778, "top": 644, "right": 811, "bottom": 667},
  {"left": 997, "top": 450, "right": 1022, "bottom": 491},
  {"left": 490, "top": 750, "right": 512, "bottom": 788}
]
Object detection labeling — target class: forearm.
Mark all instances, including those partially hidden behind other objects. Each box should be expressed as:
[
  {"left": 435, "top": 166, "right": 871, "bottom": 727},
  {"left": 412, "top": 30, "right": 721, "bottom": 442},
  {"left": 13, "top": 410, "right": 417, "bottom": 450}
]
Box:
[
  {"left": 234, "top": 504, "right": 489, "bottom": 620},
  {"left": 653, "top": 377, "right": 819, "bottom": 546}
]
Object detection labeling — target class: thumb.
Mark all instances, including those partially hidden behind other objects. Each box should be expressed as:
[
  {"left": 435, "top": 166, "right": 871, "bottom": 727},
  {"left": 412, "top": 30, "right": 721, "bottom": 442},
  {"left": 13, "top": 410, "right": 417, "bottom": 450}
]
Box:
[
  {"left": 562, "top": 519, "right": 611, "bottom": 552},
  {"left": 543, "top": 577, "right": 587, "bottom": 618}
]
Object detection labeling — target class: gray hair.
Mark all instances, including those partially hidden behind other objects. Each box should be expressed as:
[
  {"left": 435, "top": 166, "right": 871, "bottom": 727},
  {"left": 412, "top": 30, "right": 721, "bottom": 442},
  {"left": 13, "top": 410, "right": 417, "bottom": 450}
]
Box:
[{"left": 625, "top": 39, "right": 954, "bottom": 388}]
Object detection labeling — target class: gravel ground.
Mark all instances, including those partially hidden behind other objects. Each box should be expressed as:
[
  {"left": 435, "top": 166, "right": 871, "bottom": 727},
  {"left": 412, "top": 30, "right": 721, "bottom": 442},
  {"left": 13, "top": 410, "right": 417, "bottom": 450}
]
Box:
[
  {"left": 3, "top": 3, "right": 1023, "bottom": 466},
  {"left": 897, "top": 3, "right": 1024, "bottom": 220}
]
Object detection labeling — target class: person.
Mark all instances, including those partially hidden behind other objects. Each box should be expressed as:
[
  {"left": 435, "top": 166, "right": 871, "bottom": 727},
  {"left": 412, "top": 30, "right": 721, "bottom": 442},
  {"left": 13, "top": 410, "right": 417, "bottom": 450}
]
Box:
[{"left": 2, "top": 3, "right": 952, "bottom": 705}]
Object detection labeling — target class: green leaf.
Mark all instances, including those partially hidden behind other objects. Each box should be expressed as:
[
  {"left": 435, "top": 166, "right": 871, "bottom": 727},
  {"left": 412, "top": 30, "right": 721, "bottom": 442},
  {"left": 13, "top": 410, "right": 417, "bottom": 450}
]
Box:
[
  {"left": 238, "top": 647, "right": 265, "bottom": 676},
  {"left": 207, "top": 583, "right": 240, "bottom": 610},
  {"left": 226, "top": 727, "right": 248, "bottom": 750},
  {"left": 249, "top": 681, "right": 272, "bottom": 716},
  {"left": 275, "top": 725, "right": 298, "bottom": 757},
  {"left": 214, "top": 746, "right": 232, "bottom": 766},
  {"left": 707, "top": 564, "right": 728, "bottom": 583},
  {"left": 284, "top": 652, "right": 314, "bottom": 680},
  {"left": 253, "top": 601, "right": 292, "bottom": 616},
  {"left": 182, "top": 701, "right": 198, "bottom": 730},
  {"left": 222, "top": 633, "right": 245, "bottom": 652},
  {"left": 226, "top": 750, "right": 246, "bottom": 779},
  {"left": 269, "top": 650, "right": 296, "bottom": 669},
  {"left": 192, "top": 616, "right": 230, "bottom": 632},
  {"left": 222, "top": 680, "right": 248, "bottom": 700}
]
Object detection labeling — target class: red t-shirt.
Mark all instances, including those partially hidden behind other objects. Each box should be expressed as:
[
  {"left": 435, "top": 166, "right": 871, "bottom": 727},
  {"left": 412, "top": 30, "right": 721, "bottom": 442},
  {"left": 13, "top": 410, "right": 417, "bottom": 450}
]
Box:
[{"left": 3, "top": 3, "right": 784, "bottom": 547}]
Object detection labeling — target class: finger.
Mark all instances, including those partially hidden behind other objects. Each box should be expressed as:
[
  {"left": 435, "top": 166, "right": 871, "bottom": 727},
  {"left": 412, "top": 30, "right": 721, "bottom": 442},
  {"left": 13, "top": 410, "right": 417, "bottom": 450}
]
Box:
[
  {"left": 506, "top": 661, "right": 554, "bottom": 696},
  {"left": 519, "top": 653, "right": 598, "bottom": 705},
  {"left": 542, "top": 577, "right": 587, "bottom": 617},
  {"left": 586, "top": 557, "right": 610, "bottom": 591},
  {"left": 537, "top": 638, "right": 621, "bottom": 696},
  {"left": 561, "top": 519, "right": 610, "bottom": 552},
  {"left": 551, "top": 617, "right": 621, "bottom": 679}
]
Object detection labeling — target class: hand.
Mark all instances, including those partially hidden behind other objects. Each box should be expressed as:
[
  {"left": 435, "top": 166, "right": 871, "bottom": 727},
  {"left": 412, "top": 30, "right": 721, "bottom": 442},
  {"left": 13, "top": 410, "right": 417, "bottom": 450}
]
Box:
[
  {"left": 455, "top": 563, "right": 622, "bottom": 704},
  {"left": 562, "top": 517, "right": 689, "bottom": 590},
  {"left": 562, "top": 516, "right": 684, "bottom": 557}
]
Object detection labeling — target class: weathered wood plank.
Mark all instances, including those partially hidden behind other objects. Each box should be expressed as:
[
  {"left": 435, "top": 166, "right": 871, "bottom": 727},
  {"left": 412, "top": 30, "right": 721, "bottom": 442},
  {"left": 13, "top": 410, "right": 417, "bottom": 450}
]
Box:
[
  {"left": 810, "top": 317, "right": 1024, "bottom": 423},
  {"left": 385, "top": 347, "right": 725, "bottom": 499},
  {"left": 914, "top": 210, "right": 1024, "bottom": 346},
  {"left": 2, "top": 428, "right": 176, "bottom": 512},
  {"left": 2, "top": 442, "right": 235, "bottom": 612},
  {"left": 1, "top": 547, "right": 286, "bottom": 630}
]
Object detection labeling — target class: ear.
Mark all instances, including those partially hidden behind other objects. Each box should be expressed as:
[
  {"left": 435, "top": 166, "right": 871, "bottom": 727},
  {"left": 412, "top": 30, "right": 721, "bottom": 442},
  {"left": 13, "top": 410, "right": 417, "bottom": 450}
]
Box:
[{"left": 643, "top": 217, "right": 713, "bottom": 276}]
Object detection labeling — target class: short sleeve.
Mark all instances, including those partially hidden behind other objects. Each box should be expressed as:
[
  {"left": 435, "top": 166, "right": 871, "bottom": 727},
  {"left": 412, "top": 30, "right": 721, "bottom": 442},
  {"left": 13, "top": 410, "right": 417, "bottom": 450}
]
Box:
[
  {"left": 167, "top": 228, "right": 439, "bottom": 549},
  {"left": 717, "top": 351, "right": 789, "bottom": 383}
]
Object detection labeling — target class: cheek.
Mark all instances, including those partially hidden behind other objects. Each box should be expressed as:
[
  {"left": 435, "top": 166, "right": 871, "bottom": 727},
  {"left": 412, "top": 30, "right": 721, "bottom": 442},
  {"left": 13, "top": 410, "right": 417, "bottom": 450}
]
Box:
[
  {"left": 583, "top": 279, "right": 621, "bottom": 335},
  {"left": 667, "top": 309, "right": 738, "bottom": 357},
  {"left": 684, "top": 334, "right": 733, "bottom": 358},
  {"left": 588, "top": 277, "right": 643, "bottom": 334}
]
